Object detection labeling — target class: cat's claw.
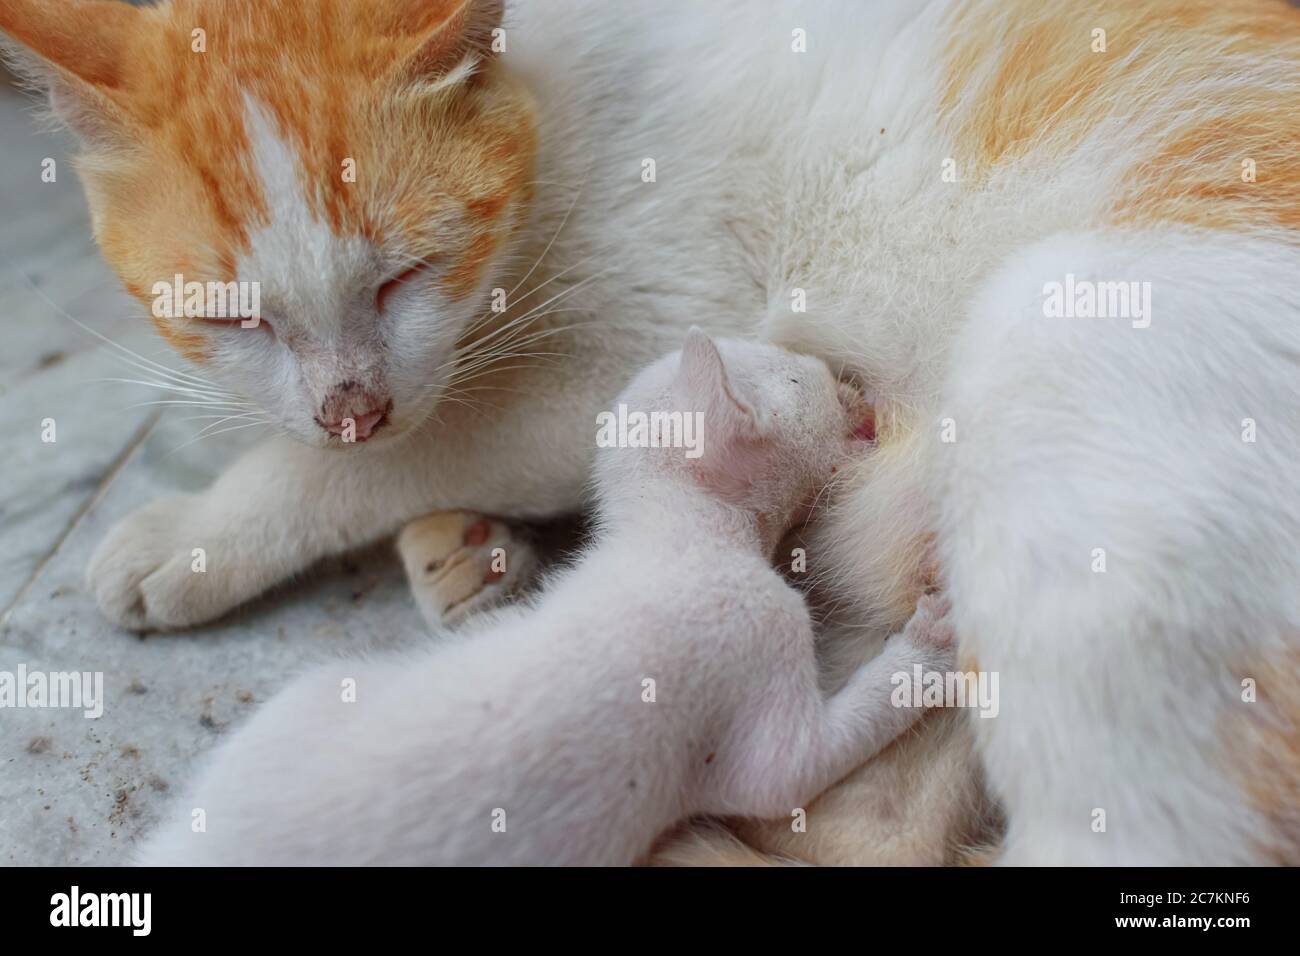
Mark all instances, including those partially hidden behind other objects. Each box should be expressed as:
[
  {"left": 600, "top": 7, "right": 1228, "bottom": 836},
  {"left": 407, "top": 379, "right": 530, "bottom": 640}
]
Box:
[{"left": 397, "top": 511, "right": 538, "bottom": 629}]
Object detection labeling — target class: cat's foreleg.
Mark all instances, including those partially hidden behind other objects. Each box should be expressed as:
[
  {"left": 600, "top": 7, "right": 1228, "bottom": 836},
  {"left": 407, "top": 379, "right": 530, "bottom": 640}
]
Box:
[
  {"left": 85, "top": 433, "right": 450, "bottom": 630},
  {"left": 83, "top": 324, "right": 650, "bottom": 630},
  {"left": 86, "top": 398, "right": 595, "bottom": 631}
]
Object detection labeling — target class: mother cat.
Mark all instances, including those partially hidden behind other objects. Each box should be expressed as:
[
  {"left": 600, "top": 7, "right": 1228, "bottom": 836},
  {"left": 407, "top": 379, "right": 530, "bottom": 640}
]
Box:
[{"left": 3, "top": 0, "right": 1298, "bottom": 865}]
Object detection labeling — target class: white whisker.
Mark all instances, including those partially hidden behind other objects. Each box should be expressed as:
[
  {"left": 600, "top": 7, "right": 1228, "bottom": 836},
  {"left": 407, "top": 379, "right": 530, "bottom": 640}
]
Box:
[
  {"left": 506, "top": 183, "right": 585, "bottom": 300},
  {"left": 4, "top": 260, "right": 224, "bottom": 389},
  {"left": 95, "top": 377, "right": 238, "bottom": 402},
  {"left": 127, "top": 399, "right": 256, "bottom": 410},
  {"left": 459, "top": 256, "right": 603, "bottom": 339},
  {"left": 449, "top": 278, "right": 602, "bottom": 372},
  {"left": 167, "top": 418, "right": 270, "bottom": 455}
]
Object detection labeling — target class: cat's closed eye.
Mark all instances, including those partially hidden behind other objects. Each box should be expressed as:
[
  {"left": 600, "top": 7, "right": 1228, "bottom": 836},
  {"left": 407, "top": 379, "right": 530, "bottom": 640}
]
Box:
[
  {"left": 203, "top": 314, "right": 275, "bottom": 337},
  {"left": 377, "top": 263, "right": 432, "bottom": 313}
]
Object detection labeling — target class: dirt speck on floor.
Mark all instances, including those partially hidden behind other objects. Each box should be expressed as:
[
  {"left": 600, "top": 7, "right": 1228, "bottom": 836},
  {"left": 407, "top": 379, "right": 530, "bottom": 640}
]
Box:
[
  {"left": 109, "top": 788, "right": 130, "bottom": 826},
  {"left": 26, "top": 736, "right": 52, "bottom": 755},
  {"left": 197, "top": 695, "right": 223, "bottom": 731}
]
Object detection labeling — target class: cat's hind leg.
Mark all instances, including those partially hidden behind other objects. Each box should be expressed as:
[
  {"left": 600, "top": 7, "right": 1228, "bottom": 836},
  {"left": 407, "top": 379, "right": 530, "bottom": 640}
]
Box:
[
  {"left": 939, "top": 230, "right": 1300, "bottom": 864},
  {"left": 397, "top": 512, "right": 540, "bottom": 628}
]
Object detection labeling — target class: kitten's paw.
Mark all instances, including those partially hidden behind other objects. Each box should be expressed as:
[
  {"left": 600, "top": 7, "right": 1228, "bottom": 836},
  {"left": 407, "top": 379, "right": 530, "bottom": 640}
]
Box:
[
  {"left": 86, "top": 495, "right": 253, "bottom": 631},
  {"left": 397, "top": 511, "right": 538, "bottom": 629},
  {"left": 902, "top": 593, "right": 954, "bottom": 648},
  {"left": 896, "top": 593, "right": 956, "bottom": 668}
]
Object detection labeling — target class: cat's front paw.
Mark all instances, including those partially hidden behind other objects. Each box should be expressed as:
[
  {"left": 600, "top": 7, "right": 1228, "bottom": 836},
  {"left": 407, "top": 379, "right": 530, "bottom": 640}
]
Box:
[
  {"left": 87, "top": 495, "right": 252, "bottom": 631},
  {"left": 397, "top": 511, "right": 538, "bottom": 629}
]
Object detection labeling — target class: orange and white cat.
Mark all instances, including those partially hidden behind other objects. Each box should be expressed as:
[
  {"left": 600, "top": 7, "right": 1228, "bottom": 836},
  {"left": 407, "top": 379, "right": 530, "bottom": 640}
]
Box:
[{"left": 3, "top": 0, "right": 1298, "bottom": 865}]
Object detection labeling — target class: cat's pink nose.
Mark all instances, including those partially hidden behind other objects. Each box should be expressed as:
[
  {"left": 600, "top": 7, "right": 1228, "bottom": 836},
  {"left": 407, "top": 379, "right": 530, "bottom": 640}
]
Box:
[
  {"left": 320, "top": 405, "right": 389, "bottom": 441},
  {"left": 316, "top": 380, "right": 392, "bottom": 442}
]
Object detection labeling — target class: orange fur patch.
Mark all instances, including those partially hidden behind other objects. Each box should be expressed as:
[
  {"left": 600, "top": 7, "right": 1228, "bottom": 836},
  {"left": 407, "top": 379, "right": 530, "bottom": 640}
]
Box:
[
  {"left": 0, "top": 0, "right": 536, "bottom": 357},
  {"left": 1224, "top": 644, "right": 1300, "bottom": 863},
  {"left": 943, "top": 0, "right": 1300, "bottom": 237}
]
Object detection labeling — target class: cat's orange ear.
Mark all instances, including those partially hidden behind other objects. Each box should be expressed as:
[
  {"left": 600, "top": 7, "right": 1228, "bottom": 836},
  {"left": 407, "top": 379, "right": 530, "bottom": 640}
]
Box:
[
  {"left": 0, "top": 0, "right": 140, "bottom": 143},
  {"left": 385, "top": 0, "right": 505, "bottom": 81}
]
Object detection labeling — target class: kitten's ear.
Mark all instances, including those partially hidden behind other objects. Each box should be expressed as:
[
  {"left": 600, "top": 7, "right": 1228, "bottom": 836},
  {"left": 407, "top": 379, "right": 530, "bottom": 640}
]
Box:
[
  {"left": 387, "top": 0, "right": 505, "bottom": 82},
  {"left": 0, "top": 0, "right": 138, "bottom": 145},
  {"left": 675, "top": 329, "right": 768, "bottom": 498},
  {"left": 675, "top": 328, "right": 763, "bottom": 440}
]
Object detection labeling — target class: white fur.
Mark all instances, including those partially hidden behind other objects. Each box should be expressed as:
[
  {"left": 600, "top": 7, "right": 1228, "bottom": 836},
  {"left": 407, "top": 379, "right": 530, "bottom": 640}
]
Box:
[
  {"left": 937, "top": 232, "right": 1300, "bottom": 863},
  {"left": 138, "top": 337, "right": 952, "bottom": 865}
]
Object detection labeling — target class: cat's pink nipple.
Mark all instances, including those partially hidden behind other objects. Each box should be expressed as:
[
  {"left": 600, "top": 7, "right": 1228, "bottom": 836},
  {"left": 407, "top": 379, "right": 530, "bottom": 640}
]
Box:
[{"left": 852, "top": 407, "right": 876, "bottom": 443}]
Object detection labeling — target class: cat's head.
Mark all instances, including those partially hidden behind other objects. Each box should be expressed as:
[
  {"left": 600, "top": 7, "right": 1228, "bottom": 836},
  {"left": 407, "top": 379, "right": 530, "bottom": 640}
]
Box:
[
  {"left": 0, "top": 0, "right": 535, "bottom": 446},
  {"left": 602, "top": 330, "right": 873, "bottom": 525}
]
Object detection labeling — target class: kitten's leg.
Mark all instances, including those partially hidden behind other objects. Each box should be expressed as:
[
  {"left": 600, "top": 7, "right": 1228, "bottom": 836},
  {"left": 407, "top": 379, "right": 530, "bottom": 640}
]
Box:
[
  {"left": 396, "top": 511, "right": 539, "bottom": 628},
  {"left": 712, "top": 595, "right": 955, "bottom": 819},
  {"left": 654, "top": 708, "right": 991, "bottom": 867},
  {"left": 656, "top": 457, "right": 993, "bottom": 866},
  {"left": 940, "top": 231, "right": 1300, "bottom": 864}
]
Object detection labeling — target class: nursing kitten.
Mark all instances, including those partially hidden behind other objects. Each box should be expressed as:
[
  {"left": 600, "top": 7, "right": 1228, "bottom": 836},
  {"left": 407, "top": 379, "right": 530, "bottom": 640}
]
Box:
[
  {"left": 5, "top": 0, "right": 1298, "bottom": 864},
  {"left": 137, "top": 334, "right": 953, "bottom": 866}
]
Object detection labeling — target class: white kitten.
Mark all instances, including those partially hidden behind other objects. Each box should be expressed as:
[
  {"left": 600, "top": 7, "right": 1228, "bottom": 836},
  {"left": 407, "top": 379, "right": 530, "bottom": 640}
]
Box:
[{"left": 137, "top": 332, "right": 953, "bottom": 866}]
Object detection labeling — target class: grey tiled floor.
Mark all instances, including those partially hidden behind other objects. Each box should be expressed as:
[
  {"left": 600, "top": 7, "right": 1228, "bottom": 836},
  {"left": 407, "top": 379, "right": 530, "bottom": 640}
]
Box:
[{"left": 0, "top": 81, "right": 423, "bottom": 864}]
